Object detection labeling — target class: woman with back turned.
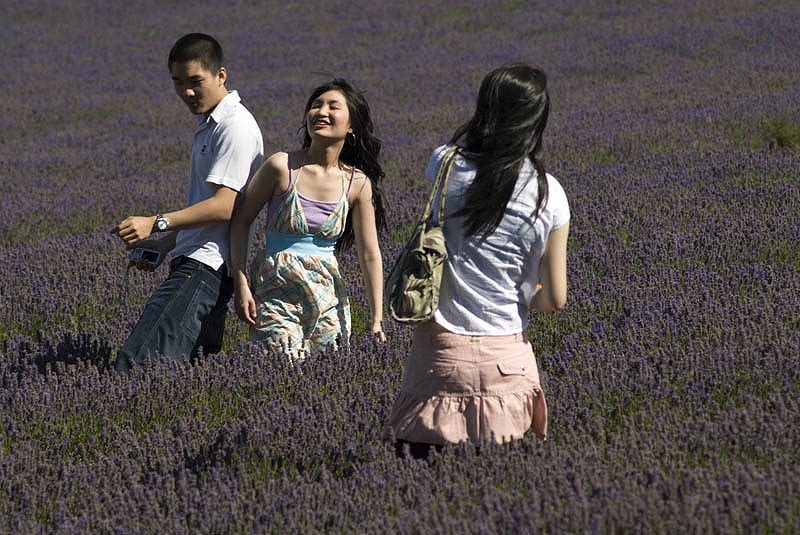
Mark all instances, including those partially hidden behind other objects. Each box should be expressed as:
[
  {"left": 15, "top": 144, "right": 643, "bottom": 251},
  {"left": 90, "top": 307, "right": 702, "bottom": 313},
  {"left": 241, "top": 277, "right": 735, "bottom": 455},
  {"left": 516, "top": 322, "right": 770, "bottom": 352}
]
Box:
[{"left": 387, "top": 64, "right": 570, "bottom": 458}]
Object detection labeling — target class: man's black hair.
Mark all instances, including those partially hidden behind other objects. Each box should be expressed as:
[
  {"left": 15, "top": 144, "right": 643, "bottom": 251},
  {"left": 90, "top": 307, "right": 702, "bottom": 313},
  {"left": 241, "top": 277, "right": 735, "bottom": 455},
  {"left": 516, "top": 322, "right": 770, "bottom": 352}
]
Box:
[{"left": 168, "top": 33, "right": 224, "bottom": 73}]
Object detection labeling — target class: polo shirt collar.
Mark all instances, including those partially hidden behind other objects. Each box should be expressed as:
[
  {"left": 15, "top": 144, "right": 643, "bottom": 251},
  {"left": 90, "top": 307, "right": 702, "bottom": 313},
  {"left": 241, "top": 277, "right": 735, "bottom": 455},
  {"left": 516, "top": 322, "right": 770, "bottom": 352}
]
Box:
[{"left": 197, "top": 90, "right": 241, "bottom": 125}]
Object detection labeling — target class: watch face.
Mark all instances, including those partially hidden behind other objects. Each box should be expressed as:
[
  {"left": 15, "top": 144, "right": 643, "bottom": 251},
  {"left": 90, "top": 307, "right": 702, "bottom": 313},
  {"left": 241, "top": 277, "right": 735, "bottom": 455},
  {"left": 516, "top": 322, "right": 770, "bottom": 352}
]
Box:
[{"left": 156, "top": 217, "right": 168, "bottom": 231}]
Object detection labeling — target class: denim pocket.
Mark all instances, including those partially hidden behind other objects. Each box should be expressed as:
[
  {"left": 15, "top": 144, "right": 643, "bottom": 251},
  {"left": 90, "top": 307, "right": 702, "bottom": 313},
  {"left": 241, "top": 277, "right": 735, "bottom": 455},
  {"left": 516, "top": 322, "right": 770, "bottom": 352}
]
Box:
[{"left": 180, "top": 278, "right": 218, "bottom": 339}]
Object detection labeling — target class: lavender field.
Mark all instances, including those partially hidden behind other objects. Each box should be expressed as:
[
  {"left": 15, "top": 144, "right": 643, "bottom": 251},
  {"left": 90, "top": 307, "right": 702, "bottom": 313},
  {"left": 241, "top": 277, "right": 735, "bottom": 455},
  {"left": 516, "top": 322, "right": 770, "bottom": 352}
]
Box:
[{"left": 2, "top": 0, "right": 800, "bottom": 533}]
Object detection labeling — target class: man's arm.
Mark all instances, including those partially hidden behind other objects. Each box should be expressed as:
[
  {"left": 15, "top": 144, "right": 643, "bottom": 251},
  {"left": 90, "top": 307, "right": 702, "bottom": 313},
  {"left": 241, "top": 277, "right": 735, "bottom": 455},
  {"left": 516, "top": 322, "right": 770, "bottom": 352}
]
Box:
[
  {"left": 113, "top": 111, "right": 262, "bottom": 246},
  {"left": 112, "top": 183, "right": 238, "bottom": 246}
]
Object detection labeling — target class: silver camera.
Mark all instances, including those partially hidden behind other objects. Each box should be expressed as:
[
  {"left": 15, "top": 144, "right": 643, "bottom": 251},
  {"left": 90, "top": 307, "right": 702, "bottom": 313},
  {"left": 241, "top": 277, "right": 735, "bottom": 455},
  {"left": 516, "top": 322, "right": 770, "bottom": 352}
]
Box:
[{"left": 129, "top": 247, "right": 162, "bottom": 267}]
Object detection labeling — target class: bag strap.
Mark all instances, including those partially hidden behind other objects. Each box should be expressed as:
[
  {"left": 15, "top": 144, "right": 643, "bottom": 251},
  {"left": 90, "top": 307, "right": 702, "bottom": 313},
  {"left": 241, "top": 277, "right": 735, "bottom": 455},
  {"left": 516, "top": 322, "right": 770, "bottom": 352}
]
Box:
[{"left": 421, "top": 146, "right": 458, "bottom": 227}]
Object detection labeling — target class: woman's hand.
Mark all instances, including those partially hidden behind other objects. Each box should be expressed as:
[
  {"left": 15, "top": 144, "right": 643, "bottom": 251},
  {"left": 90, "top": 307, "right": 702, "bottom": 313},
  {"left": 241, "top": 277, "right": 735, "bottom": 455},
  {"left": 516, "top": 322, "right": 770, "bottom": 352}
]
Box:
[
  {"left": 370, "top": 322, "right": 386, "bottom": 342},
  {"left": 234, "top": 284, "right": 257, "bottom": 325}
]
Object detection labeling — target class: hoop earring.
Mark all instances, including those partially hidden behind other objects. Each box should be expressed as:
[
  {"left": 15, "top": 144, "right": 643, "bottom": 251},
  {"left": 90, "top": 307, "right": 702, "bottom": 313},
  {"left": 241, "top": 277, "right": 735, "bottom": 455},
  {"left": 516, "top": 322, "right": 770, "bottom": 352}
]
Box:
[{"left": 346, "top": 132, "right": 356, "bottom": 147}]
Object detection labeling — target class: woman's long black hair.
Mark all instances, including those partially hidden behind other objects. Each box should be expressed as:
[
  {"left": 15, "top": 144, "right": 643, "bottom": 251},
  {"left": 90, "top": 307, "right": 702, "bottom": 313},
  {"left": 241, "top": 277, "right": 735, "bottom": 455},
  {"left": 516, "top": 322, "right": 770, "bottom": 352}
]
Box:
[
  {"left": 450, "top": 64, "right": 550, "bottom": 237},
  {"left": 301, "top": 78, "right": 386, "bottom": 253}
]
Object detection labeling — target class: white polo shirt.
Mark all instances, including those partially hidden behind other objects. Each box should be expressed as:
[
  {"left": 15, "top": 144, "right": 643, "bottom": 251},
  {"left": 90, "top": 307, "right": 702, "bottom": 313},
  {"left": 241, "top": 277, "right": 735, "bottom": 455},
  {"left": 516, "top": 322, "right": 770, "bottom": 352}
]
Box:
[
  {"left": 426, "top": 144, "right": 571, "bottom": 335},
  {"left": 171, "top": 90, "right": 264, "bottom": 271}
]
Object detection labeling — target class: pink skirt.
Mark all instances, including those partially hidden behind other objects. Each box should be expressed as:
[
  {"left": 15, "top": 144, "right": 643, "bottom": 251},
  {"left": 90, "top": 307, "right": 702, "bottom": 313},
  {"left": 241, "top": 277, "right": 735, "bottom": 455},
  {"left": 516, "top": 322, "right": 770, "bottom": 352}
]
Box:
[{"left": 387, "top": 321, "right": 547, "bottom": 445}]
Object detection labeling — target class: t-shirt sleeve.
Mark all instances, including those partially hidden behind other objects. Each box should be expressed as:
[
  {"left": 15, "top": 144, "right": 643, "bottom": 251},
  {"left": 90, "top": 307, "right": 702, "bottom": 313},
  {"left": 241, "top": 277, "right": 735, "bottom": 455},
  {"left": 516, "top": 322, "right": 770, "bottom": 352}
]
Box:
[
  {"left": 424, "top": 144, "right": 449, "bottom": 183},
  {"left": 207, "top": 121, "right": 261, "bottom": 192},
  {"left": 546, "top": 174, "right": 570, "bottom": 230}
]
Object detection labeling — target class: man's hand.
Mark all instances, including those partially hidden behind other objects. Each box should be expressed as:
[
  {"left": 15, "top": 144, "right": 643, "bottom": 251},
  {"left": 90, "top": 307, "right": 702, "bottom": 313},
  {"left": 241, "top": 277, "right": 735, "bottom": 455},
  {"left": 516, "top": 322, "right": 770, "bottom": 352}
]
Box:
[
  {"left": 128, "top": 237, "right": 173, "bottom": 272},
  {"left": 112, "top": 216, "right": 157, "bottom": 245}
]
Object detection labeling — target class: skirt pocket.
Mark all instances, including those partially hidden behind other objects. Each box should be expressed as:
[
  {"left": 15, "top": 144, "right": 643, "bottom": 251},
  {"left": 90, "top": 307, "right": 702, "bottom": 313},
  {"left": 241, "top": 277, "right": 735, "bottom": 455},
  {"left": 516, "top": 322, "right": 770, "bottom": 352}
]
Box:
[
  {"left": 496, "top": 355, "right": 534, "bottom": 377},
  {"left": 484, "top": 351, "right": 540, "bottom": 395},
  {"left": 401, "top": 360, "right": 464, "bottom": 395}
]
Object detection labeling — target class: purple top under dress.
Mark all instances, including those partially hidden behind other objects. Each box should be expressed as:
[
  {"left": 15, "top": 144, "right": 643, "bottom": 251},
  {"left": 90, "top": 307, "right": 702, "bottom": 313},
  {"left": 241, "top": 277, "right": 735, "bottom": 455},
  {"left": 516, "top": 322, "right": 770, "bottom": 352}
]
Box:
[{"left": 266, "top": 153, "right": 354, "bottom": 234}]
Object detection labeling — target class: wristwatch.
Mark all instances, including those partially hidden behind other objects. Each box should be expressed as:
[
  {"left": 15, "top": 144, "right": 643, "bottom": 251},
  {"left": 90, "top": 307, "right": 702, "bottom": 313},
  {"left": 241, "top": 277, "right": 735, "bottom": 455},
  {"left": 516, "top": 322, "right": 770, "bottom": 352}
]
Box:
[{"left": 154, "top": 214, "right": 170, "bottom": 232}]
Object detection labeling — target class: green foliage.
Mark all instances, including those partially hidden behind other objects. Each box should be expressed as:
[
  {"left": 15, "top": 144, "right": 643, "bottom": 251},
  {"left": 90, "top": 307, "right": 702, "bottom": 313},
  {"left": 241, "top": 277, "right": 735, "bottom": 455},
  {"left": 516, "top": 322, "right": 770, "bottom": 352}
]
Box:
[
  {"left": 527, "top": 310, "right": 575, "bottom": 356},
  {"left": 738, "top": 116, "right": 800, "bottom": 151},
  {"left": 188, "top": 387, "right": 248, "bottom": 427},
  {"left": 591, "top": 392, "right": 645, "bottom": 434},
  {"left": 445, "top": 6, "right": 468, "bottom": 17},
  {"left": 0, "top": 210, "right": 104, "bottom": 248},
  {"left": 350, "top": 301, "right": 369, "bottom": 337},
  {"left": 590, "top": 147, "right": 618, "bottom": 164},
  {"left": 732, "top": 171, "right": 797, "bottom": 188},
  {"left": 0, "top": 300, "right": 118, "bottom": 348},
  {"left": 616, "top": 226, "right": 630, "bottom": 247},
  {"left": 29, "top": 412, "right": 115, "bottom": 459},
  {"left": 756, "top": 238, "right": 800, "bottom": 267},
  {"left": 761, "top": 116, "right": 800, "bottom": 150},
  {"left": 222, "top": 318, "right": 251, "bottom": 354},
  {"left": 498, "top": 0, "right": 525, "bottom": 11},
  {"left": 389, "top": 220, "right": 417, "bottom": 245},
  {"left": 150, "top": 142, "right": 186, "bottom": 170}
]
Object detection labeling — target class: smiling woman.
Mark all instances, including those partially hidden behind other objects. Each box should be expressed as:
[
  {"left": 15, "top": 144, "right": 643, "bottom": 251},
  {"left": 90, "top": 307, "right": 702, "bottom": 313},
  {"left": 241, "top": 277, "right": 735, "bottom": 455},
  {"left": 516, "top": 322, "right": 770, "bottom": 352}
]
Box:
[
  {"left": 229, "top": 78, "right": 387, "bottom": 361},
  {"left": 308, "top": 92, "right": 349, "bottom": 139}
]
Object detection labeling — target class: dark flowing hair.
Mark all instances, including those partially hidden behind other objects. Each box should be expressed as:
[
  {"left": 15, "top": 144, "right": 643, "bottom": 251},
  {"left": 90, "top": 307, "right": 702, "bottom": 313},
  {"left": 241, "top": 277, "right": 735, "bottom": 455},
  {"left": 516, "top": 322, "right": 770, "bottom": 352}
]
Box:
[
  {"left": 301, "top": 78, "right": 386, "bottom": 253},
  {"left": 450, "top": 64, "right": 550, "bottom": 237}
]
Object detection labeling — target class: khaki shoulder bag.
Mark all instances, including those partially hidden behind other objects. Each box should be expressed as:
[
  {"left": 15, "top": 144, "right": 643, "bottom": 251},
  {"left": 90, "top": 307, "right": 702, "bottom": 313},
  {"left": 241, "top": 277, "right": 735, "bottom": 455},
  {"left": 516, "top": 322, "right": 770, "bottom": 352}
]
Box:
[{"left": 385, "top": 146, "right": 458, "bottom": 323}]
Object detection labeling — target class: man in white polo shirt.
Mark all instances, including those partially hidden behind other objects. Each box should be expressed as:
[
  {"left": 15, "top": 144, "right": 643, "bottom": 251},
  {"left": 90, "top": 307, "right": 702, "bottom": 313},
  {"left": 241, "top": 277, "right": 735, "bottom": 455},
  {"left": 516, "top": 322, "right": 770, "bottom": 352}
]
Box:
[{"left": 112, "top": 33, "right": 264, "bottom": 373}]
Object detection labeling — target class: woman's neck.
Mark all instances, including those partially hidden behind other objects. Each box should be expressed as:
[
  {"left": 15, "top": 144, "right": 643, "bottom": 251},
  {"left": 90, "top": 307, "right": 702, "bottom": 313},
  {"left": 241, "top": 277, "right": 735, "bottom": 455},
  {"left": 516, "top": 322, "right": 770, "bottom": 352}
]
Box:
[{"left": 305, "top": 140, "right": 345, "bottom": 171}]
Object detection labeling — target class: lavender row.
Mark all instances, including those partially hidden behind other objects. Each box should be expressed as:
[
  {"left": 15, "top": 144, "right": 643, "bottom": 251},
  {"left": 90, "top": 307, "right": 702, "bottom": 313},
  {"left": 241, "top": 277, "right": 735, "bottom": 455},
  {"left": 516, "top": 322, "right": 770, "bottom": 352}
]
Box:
[{"left": 2, "top": 330, "right": 798, "bottom": 534}]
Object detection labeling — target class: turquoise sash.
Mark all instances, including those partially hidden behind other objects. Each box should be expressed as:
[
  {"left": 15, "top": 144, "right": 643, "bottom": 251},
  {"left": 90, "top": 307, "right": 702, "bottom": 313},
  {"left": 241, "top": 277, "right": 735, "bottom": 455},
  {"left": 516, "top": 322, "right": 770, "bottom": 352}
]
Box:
[{"left": 266, "top": 230, "right": 336, "bottom": 257}]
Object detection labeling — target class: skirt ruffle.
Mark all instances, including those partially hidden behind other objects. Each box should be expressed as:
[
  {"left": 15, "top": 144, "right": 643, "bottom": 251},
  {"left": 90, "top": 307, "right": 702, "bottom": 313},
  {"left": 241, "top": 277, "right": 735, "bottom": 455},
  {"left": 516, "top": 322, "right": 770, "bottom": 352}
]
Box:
[
  {"left": 388, "top": 388, "right": 547, "bottom": 445},
  {"left": 386, "top": 320, "right": 548, "bottom": 445}
]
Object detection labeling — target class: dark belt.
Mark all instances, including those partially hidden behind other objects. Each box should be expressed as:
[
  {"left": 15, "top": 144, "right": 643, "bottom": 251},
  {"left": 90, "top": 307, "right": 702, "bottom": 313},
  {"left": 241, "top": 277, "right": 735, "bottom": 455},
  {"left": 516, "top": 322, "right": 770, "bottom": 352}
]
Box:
[{"left": 169, "top": 256, "right": 227, "bottom": 279}]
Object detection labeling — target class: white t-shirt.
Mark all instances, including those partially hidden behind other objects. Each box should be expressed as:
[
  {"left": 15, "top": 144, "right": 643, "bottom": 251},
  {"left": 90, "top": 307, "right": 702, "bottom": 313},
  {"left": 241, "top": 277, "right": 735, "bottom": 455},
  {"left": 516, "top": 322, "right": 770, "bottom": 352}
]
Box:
[
  {"left": 426, "top": 144, "right": 570, "bottom": 335},
  {"left": 171, "top": 90, "right": 264, "bottom": 270}
]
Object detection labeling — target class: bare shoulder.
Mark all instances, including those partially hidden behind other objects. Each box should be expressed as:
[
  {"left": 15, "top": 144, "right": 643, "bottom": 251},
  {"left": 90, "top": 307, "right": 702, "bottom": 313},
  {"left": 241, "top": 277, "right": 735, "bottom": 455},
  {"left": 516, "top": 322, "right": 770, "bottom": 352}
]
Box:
[
  {"left": 256, "top": 151, "right": 291, "bottom": 195},
  {"left": 263, "top": 151, "right": 290, "bottom": 172},
  {"left": 348, "top": 168, "right": 372, "bottom": 202}
]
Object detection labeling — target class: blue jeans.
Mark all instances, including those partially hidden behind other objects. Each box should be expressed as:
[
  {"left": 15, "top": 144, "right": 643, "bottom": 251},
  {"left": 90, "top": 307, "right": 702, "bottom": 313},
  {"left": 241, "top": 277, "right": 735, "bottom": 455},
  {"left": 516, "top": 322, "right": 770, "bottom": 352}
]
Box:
[{"left": 115, "top": 256, "right": 234, "bottom": 374}]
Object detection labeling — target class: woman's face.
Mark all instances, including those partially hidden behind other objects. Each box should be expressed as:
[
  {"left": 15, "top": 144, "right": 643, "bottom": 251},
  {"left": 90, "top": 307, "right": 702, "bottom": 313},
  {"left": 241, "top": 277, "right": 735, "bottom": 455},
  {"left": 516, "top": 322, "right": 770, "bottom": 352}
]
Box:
[{"left": 306, "top": 90, "right": 352, "bottom": 142}]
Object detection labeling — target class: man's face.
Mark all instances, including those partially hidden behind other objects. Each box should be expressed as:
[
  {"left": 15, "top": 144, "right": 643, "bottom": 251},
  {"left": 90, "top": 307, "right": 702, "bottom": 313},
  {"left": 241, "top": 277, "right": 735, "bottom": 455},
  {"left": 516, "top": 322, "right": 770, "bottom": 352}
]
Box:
[{"left": 170, "top": 60, "right": 227, "bottom": 116}]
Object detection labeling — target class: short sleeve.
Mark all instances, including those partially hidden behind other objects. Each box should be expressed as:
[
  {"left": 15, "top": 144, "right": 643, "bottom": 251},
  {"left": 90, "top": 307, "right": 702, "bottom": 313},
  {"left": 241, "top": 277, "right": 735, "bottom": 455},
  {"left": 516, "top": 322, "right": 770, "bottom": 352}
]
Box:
[
  {"left": 424, "top": 144, "right": 450, "bottom": 183},
  {"left": 207, "top": 121, "right": 262, "bottom": 192},
  {"left": 545, "top": 174, "right": 570, "bottom": 230}
]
